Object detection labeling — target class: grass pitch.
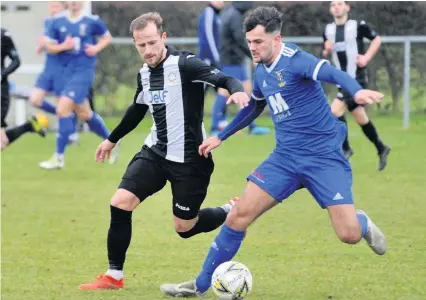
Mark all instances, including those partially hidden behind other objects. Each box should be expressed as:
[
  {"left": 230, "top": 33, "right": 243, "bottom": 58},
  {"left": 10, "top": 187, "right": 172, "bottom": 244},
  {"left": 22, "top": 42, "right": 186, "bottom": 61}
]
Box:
[{"left": 2, "top": 115, "right": 426, "bottom": 300}]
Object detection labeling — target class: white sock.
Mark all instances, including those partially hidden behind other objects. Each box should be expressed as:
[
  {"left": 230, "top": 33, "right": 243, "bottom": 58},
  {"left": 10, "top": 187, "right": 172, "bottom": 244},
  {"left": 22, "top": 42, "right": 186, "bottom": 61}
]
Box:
[
  {"left": 106, "top": 269, "right": 124, "bottom": 280},
  {"left": 55, "top": 153, "right": 64, "bottom": 161},
  {"left": 220, "top": 203, "right": 233, "bottom": 213}
]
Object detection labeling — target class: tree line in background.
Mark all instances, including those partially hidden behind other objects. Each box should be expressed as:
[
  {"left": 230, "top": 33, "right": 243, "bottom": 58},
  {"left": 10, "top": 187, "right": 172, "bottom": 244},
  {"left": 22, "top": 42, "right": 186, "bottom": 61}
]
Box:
[{"left": 93, "top": 1, "right": 426, "bottom": 115}]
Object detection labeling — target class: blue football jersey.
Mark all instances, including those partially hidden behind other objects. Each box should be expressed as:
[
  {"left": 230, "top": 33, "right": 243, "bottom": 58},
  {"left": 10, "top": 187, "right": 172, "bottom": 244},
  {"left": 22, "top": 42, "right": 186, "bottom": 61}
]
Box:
[
  {"left": 252, "top": 43, "right": 346, "bottom": 155},
  {"left": 46, "top": 12, "right": 109, "bottom": 69}
]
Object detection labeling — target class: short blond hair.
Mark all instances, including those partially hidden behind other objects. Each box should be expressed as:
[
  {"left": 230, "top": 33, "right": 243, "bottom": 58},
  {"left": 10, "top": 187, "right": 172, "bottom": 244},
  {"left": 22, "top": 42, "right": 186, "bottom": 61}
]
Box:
[{"left": 129, "top": 12, "right": 163, "bottom": 36}]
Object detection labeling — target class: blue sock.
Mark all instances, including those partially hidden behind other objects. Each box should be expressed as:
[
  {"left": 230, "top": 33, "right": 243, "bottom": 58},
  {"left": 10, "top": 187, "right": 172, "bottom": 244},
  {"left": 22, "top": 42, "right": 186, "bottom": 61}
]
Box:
[
  {"left": 195, "top": 224, "right": 245, "bottom": 293},
  {"left": 357, "top": 213, "right": 368, "bottom": 237},
  {"left": 211, "top": 94, "right": 227, "bottom": 131},
  {"left": 40, "top": 99, "right": 57, "bottom": 115},
  {"left": 86, "top": 112, "right": 110, "bottom": 139},
  {"left": 70, "top": 113, "right": 77, "bottom": 135},
  {"left": 56, "top": 115, "right": 75, "bottom": 155}
]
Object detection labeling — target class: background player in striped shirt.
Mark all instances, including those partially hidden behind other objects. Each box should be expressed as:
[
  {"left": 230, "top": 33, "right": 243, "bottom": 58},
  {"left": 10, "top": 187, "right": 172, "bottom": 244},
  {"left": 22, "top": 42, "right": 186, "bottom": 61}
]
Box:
[{"left": 323, "top": 0, "right": 390, "bottom": 171}]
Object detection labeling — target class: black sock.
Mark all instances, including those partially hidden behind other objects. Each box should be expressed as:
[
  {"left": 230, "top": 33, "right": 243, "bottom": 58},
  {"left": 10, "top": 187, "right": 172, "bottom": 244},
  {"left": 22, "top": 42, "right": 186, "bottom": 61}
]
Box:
[
  {"left": 361, "top": 121, "right": 385, "bottom": 153},
  {"left": 337, "top": 115, "right": 351, "bottom": 151},
  {"left": 107, "top": 205, "right": 132, "bottom": 270},
  {"left": 5, "top": 122, "right": 33, "bottom": 145},
  {"left": 177, "top": 207, "right": 227, "bottom": 239}
]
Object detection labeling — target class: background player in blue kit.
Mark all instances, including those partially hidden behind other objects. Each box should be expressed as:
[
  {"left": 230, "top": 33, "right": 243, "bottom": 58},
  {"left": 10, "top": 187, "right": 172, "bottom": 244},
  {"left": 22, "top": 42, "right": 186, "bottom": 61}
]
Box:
[
  {"left": 40, "top": 1, "right": 114, "bottom": 170},
  {"left": 160, "top": 7, "right": 387, "bottom": 297},
  {"left": 29, "top": 1, "right": 79, "bottom": 145},
  {"left": 30, "top": 1, "right": 66, "bottom": 116}
]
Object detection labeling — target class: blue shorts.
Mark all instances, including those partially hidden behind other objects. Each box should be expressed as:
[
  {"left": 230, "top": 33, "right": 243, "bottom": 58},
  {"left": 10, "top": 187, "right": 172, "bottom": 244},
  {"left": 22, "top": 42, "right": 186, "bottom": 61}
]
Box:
[
  {"left": 221, "top": 64, "right": 249, "bottom": 82},
  {"left": 247, "top": 150, "right": 354, "bottom": 209},
  {"left": 59, "top": 67, "right": 95, "bottom": 104},
  {"left": 34, "top": 67, "right": 63, "bottom": 96}
]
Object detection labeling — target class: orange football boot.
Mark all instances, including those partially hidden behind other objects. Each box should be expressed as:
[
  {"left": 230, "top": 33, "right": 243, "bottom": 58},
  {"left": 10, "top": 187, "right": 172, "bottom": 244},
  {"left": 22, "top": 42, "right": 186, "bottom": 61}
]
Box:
[{"left": 78, "top": 274, "right": 123, "bottom": 290}]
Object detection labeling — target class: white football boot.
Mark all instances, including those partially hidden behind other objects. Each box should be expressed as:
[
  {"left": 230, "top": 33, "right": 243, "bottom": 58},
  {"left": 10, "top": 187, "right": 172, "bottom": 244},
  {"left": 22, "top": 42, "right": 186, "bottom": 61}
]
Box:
[
  {"left": 160, "top": 280, "right": 207, "bottom": 298},
  {"left": 357, "top": 209, "right": 387, "bottom": 255},
  {"left": 39, "top": 154, "right": 64, "bottom": 170}
]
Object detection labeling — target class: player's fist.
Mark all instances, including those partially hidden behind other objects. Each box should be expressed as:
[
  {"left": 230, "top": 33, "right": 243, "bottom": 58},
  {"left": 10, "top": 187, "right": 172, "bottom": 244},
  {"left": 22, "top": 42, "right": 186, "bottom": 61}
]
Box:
[
  {"left": 95, "top": 139, "right": 116, "bottom": 163},
  {"left": 36, "top": 36, "right": 46, "bottom": 54},
  {"left": 85, "top": 44, "right": 98, "bottom": 56},
  {"left": 324, "top": 40, "right": 333, "bottom": 52},
  {"left": 62, "top": 35, "right": 75, "bottom": 51},
  {"left": 356, "top": 54, "right": 370, "bottom": 68},
  {"left": 199, "top": 136, "right": 222, "bottom": 158},
  {"left": 227, "top": 92, "right": 250, "bottom": 109},
  {"left": 354, "top": 89, "right": 384, "bottom": 105}
]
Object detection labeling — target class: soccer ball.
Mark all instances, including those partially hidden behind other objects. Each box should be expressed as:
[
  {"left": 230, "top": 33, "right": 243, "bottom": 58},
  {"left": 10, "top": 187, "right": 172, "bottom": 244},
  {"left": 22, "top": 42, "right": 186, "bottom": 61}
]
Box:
[{"left": 211, "top": 261, "right": 253, "bottom": 300}]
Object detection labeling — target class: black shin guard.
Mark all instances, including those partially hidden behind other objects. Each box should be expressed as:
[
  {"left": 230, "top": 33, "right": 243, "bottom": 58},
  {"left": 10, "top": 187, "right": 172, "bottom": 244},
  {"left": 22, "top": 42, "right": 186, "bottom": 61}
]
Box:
[
  {"left": 107, "top": 205, "right": 132, "bottom": 270},
  {"left": 177, "top": 207, "right": 227, "bottom": 239}
]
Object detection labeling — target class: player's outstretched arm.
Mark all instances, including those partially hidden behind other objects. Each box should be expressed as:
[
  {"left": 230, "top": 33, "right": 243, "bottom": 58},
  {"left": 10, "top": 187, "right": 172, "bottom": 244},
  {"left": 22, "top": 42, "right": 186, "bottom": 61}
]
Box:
[
  {"left": 107, "top": 72, "right": 148, "bottom": 144},
  {"left": 107, "top": 103, "right": 148, "bottom": 144},
  {"left": 218, "top": 97, "right": 267, "bottom": 141},
  {"left": 199, "top": 97, "right": 266, "bottom": 157},
  {"left": 317, "top": 63, "right": 383, "bottom": 104},
  {"left": 95, "top": 102, "right": 148, "bottom": 162}
]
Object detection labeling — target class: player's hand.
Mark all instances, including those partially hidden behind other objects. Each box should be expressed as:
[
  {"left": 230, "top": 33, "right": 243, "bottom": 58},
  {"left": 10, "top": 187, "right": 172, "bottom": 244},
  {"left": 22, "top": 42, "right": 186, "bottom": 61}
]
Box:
[
  {"left": 356, "top": 54, "right": 370, "bottom": 68},
  {"left": 199, "top": 136, "right": 222, "bottom": 158},
  {"left": 85, "top": 44, "right": 98, "bottom": 56},
  {"left": 62, "top": 35, "right": 75, "bottom": 51},
  {"left": 324, "top": 40, "right": 333, "bottom": 52},
  {"left": 322, "top": 40, "right": 333, "bottom": 57},
  {"left": 95, "top": 139, "right": 116, "bottom": 163},
  {"left": 36, "top": 36, "right": 45, "bottom": 54},
  {"left": 354, "top": 89, "right": 384, "bottom": 105},
  {"left": 36, "top": 45, "right": 44, "bottom": 54},
  {"left": 227, "top": 92, "right": 250, "bottom": 109}
]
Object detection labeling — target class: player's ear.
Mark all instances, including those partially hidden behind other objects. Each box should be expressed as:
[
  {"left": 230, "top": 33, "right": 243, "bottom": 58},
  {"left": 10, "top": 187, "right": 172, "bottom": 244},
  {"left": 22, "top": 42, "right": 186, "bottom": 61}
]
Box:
[
  {"left": 345, "top": 2, "right": 350, "bottom": 13},
  {"left": 161, "top": 31, "right": 167, "bottom": 41},
  {"left": 274, "top": 34, "right": 281, "bottom": 44}
]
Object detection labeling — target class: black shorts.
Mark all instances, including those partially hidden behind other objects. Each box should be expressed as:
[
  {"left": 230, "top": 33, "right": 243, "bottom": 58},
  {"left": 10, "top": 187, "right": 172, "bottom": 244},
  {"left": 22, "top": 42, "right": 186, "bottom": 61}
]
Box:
[
  {"left": 336, "top": 80, "right": 367, "bottom": 112},
  {"left": 119, "top": 145, "right": 215, "bottom": 220},
  {"left": 1, "top": 82, "right": 10, "bottom": 128}
]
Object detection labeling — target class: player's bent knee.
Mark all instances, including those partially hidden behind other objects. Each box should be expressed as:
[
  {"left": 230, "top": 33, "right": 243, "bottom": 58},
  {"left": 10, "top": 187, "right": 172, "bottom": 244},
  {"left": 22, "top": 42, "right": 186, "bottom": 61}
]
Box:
[
  {"left": 225, "top": 206, "right": 251, "bottom": 231},
  {"left": 76, "top": 110, "right": 91, "bottom": 121},
  {"left": 56, "top": 97, "right": 75, "bottom": 117},
  {"left": 110, "top": 188, "right": 140, "bottom": 211},
  {"left": 331, "top": 99, "right": 346, "bottom": 117},
  {"left": 336, "top": 225, "right": 362, "bottom": 244},
  {"left": 29, "top": 96, "right": 42, "bottom": 107},
  {"left": 75, "top": 103, "right": 92, "bottom": 121},
  {"left": 352, "top": 107, "right": 369, "bottom": 125},
  {"left": 174, "top": 217, "right": 198, "bottom": 238}
]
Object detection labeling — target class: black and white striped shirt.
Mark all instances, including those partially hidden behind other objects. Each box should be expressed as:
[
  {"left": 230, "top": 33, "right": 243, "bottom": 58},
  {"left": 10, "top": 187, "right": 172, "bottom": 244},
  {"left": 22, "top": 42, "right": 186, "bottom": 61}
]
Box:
[
  {"left": 323, "top": 19, "right": 378, "bottom": 82},
  {"left": 108, "top": 47, "right": 243, "bottom": 163}
]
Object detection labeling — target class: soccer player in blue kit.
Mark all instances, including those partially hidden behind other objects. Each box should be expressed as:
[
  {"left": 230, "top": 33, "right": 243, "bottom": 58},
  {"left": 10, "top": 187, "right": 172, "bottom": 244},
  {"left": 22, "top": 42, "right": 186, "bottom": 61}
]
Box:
[
  {"left": 29, "top": 1, "right": 79, "bottom": 145},
  {"left": 30, "top": 1, "right": 66, "bottom": 117},
  {"left": 160, "top": 7, "right": 387, "bottom": 298},
  {"left": 40, "top": 1, "right": 115, "bottom": 169}
]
